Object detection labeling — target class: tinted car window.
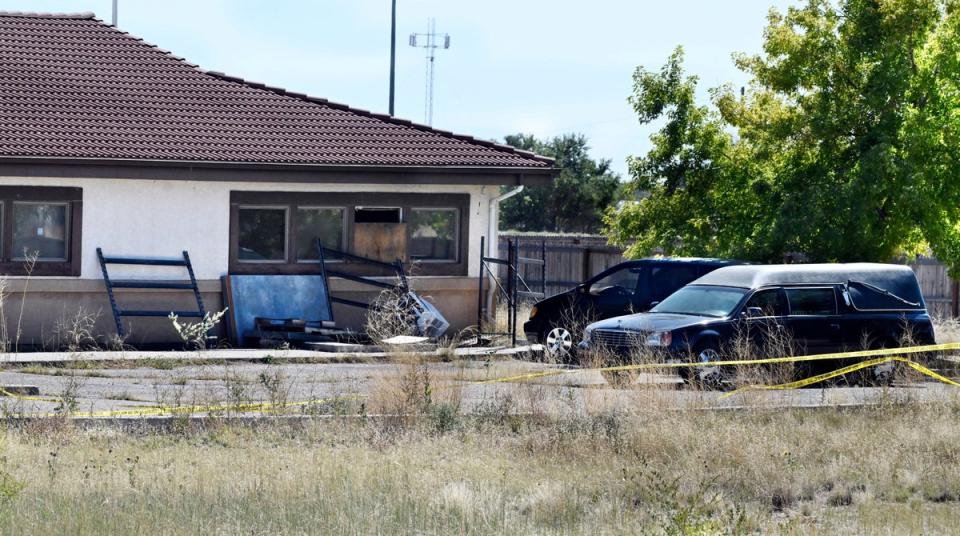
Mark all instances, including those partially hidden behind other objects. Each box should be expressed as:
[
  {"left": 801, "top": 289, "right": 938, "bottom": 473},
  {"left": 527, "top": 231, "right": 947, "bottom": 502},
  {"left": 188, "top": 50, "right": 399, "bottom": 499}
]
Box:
[
  {"left": 786, "top": 288, "right": 837, "bottom": 315},
  {"left": 649, "top": 265, "right": 703, "bottom": 302},
  {"left": 744, "top": 289, "right": 786, "bottom": 316},
  {"left": 651, "top": 286, "right": 748, "bottom": 317},
  {"left": 590, "top": 266, "right": 643, "bottom": 295}
]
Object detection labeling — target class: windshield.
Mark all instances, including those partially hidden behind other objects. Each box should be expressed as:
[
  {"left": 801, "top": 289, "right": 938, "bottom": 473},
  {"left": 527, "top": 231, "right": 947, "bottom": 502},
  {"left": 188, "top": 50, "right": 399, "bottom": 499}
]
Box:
[{"left": 650, "top": 286, "right": 747, "bottom": 318}]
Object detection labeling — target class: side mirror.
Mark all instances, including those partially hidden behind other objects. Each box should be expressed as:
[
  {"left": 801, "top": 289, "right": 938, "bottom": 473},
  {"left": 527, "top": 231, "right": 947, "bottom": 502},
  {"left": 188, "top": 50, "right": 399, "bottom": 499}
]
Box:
[{"left": 746, "top": 306, "right": 765, "bottom": 318}]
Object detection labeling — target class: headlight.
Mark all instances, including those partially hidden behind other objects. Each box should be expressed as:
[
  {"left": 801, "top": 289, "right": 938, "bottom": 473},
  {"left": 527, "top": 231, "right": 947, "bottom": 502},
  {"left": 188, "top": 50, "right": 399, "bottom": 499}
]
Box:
[
  {"left": 528, "top": 306, "right": 538, "bottom": 319},
  {"left": 645, "top": 331, "right": 673, "bottom": 347}
]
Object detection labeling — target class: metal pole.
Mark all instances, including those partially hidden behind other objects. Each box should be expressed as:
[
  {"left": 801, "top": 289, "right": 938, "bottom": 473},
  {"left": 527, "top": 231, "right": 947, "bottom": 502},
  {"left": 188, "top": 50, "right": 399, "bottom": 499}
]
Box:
[
  {"left": 112, "top": 0, "right": 118, "bottom": 26},
  {"left": 388, "top": 0, "right": 396, "bottom": 116},
  {"left": 478, "top": 236, "right": 485, "bottom": 341},
  {"left": 506, "top": 239, "right": 514, "bottom": 344},
  {"left": 510, "top": 240, "right": 518, "bottom": 347}
]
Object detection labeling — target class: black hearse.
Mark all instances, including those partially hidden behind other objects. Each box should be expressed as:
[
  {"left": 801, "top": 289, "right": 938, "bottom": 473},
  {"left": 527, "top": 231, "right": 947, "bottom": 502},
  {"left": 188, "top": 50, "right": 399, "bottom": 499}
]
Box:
[
  {"left": 524, "top": 258, "right": 742, "bottom": 359},
  {"left": 578, "top": 263, "right": 935, "bottom": 386}
]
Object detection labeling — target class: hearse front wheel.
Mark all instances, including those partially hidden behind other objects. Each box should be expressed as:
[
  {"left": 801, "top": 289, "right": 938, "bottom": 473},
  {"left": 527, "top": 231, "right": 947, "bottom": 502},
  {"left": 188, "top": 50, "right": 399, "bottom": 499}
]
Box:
[{"left": 688, "top": 345, "right": 731, "bottom": 390}]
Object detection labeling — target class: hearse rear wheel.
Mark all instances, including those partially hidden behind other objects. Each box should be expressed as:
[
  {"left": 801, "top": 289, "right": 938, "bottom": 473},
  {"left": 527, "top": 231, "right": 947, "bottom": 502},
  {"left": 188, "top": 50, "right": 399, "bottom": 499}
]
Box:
[{"left": 853, "top": 339, "right": 898, "bottom": 387}]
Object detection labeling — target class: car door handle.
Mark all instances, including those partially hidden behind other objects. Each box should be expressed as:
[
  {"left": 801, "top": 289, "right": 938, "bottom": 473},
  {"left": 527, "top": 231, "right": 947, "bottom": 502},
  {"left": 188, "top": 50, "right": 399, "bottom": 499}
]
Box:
[{"left": 830, "top": 323, "right": 840, "bottom": 330}]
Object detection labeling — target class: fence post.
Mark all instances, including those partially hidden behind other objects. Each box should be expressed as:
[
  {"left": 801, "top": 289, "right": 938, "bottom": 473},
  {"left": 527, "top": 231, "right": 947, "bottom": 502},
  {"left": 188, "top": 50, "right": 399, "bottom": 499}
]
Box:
[
  {"left": 582, "top": 247, "right": 592, "bottom": 282},
  {"left": 541, "top": 240, "right": 547, "bottom": 297},
  {"left": 952, "top": 279, "right": 959, "bottom": 318}
]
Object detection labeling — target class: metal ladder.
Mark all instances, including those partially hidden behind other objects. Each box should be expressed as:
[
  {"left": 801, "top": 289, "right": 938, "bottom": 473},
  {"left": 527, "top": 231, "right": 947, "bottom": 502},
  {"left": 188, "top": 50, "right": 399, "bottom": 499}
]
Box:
[
  {"left": 96, "top": 248, "right": 207, "bottom": 339},
  {"left": 317, "top": 240, "right": 409, "bottom": 310}
]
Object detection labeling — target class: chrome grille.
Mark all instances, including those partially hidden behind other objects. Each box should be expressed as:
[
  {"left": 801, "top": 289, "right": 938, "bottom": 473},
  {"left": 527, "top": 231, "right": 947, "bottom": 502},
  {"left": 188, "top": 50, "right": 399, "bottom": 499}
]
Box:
[{"left": 591, "top": 329, "right": 644, "bottom": 348}]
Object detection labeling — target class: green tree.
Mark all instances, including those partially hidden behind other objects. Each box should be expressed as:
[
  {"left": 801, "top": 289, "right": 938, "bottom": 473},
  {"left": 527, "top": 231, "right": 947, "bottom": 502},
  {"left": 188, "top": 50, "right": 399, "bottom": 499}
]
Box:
[
  {"left": 608, "top": 0, "right": 960, "bottom": 274},
  {"left": 500, "top": 133, "right": 622, "bottom": 233}
]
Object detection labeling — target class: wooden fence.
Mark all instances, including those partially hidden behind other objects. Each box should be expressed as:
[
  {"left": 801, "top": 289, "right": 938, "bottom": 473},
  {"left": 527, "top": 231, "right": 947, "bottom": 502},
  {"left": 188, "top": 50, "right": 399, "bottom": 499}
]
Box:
[
  {"left": 498, "top": 233, "right": 627, "bottom": 298},
  {"left": 498, "top": 233, "right": 957, "bottom": 316}
]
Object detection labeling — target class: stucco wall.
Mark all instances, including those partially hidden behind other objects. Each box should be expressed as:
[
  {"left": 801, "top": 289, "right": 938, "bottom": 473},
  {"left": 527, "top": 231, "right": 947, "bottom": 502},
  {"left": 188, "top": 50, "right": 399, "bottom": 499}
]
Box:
[
  {"left": 0, "top": 176, "right": 496, "bottom": 280},
  {"left": 0, "top": 176, "right": 497, "bottom": 345}
]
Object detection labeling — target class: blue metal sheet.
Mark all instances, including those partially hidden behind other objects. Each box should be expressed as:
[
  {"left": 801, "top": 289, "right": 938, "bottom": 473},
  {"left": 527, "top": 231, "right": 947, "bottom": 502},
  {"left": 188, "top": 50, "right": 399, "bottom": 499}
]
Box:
[{"left": 223, "top": 275, "right": 334, "bottom": 346}]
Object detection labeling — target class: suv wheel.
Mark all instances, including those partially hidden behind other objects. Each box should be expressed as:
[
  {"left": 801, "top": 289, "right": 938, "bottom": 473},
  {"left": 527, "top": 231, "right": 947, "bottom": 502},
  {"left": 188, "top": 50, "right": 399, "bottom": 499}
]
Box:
[{"left": 544, "top": 326, "right": 574, "bottom": 360}]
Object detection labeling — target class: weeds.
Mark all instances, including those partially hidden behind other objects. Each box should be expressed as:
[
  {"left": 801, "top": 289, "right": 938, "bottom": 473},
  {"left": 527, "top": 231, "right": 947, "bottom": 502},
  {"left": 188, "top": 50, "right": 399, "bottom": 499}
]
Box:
[
  {"left": 14, "top": 249, "right": 38, "bottom": 353},
  {"left": 50, "top": 307, "right": 101, "bottom": 353},
  {"left": 257, "top": 367, "right": 292, "bottom": 413},
  {"left": 169, "top": 309, "right": 227, "bottom": 351},
  {"left": 365, "top": 288, "right": 419, "bottom": 344},
  {"left": 53, "top": 373, "right": 83, "bottom": 416}
]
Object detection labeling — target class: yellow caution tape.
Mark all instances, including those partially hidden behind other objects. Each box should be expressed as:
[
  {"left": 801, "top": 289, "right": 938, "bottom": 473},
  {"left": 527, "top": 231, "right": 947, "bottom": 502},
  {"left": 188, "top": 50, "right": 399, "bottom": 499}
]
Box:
[
  {"left": 477, "top": 342, "right": 960, "bottom": 385},
  {"left": 0, "top": 387, "right": 61, "bottom": 404},
  {"left": 5, "top": 341, "right": 960, "bottom": 418},
  {"left": 721, "top": 356, "right": 960, "bottom": 398},
  {"left": 64, "top": 394, "right": 364, "bottom": 419}
]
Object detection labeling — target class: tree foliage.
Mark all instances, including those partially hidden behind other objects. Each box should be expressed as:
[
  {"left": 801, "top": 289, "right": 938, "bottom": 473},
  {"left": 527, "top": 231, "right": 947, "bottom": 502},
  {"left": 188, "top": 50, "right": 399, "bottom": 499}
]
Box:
[
  {"left": 608, "top": 0, "right": 960, "bottom": 274},
  {"left": 500, "top": 133, "right": 622, "bottom": 233}
]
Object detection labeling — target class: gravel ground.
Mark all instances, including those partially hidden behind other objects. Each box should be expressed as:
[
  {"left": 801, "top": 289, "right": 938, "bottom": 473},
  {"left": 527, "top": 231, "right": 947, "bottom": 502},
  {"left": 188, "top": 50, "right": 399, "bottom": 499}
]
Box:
[{"left": 0, "top": 354, "right": 957, "bottom": 418}]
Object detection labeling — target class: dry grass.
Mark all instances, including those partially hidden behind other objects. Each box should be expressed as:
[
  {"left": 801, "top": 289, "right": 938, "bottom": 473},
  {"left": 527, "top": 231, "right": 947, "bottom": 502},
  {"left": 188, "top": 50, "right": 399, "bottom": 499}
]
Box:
[{"left": 0, "top": 400, "right": 958, "bottom": 534}]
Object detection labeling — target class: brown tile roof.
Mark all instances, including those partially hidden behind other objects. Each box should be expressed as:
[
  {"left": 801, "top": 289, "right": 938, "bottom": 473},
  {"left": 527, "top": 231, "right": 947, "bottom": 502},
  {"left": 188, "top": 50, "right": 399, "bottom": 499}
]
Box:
[{"left": 0, "top": 12, "right": 552, "bottom": 170}]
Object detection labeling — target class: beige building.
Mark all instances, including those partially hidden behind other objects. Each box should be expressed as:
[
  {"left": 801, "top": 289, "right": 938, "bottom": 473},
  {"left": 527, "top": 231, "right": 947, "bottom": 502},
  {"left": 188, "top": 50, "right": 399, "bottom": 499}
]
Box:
[{"left": 0, "top": 12, "right": 554, "bottom": 347}]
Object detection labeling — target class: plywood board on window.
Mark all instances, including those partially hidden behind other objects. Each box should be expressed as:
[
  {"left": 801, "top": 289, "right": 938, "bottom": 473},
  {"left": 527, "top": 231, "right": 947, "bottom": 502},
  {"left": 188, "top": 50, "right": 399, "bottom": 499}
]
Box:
[{"left": 354, "top": 222, "right": 407, "bottom": 263}]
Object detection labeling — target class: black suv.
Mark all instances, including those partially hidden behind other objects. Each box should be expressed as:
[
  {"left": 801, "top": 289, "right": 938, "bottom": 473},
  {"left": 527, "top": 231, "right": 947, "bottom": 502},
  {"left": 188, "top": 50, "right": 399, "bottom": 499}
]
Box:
[
  {"left": 524, "top": 258, "right": 741, "bottom": 359},
  {"left": 578, "top": 263, "right": 936, "bottom": 385}
]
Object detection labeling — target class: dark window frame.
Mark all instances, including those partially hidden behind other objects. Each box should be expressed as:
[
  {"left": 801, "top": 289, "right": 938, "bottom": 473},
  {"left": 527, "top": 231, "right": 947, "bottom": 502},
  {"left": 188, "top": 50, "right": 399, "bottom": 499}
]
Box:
[
  {"left": 0, "top": 186, "right": 82, "bottom": 277},
  {"left": 229, "top": 191, "right": 470, "bottom": 276}
]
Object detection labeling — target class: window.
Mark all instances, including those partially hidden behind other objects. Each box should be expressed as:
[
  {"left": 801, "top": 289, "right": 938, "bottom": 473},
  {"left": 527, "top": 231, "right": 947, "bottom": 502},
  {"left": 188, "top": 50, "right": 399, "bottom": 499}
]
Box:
[
  {"left": 409, "top": 208, "right": 458, "bottom": 261},
  {"left": 237, "top": 207, "right": 287, "bottom": 262},
  {"left": 355, "top": 207, "right": 401, "bottom": 223},
  {"left": 0, "top": 187, "right": 82, "bottom": 276},
  {"left": 744, "top": 289, "right": 786, "bottom": 316},
  {"left": 651, "top": 285, "right": 747, "bottom": 318},
  {"left": 295, "top": 207, "right": 345, "bottom": 261},
  {"left": 786, "top": 288, "right": 837, "bottom": 316},
  {"left": 649, "top": 265, "right": 701, "bottom": 302},
  {"left": 13, "top": 202, "right": 68, "bottom": 261},
  {"left": 229, "top": 191, "right": 468, "bottom": 276},
  {"left": 590, "top": 266, "right": 643, "bottom": 295}
]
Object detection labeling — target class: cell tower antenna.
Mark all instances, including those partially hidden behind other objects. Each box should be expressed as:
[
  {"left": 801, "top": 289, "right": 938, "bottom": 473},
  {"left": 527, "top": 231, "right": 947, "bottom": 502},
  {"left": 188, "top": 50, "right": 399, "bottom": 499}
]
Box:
[{"left": 409, "top": 18, "right": 450, "bottom": 126}]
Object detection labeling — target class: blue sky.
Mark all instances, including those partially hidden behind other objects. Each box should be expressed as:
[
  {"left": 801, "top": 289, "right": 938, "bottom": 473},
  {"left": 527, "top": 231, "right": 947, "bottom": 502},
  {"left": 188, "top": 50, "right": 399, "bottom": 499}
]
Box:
[{"left": 3, "top": 0, "right": 797, "bottom": 176}]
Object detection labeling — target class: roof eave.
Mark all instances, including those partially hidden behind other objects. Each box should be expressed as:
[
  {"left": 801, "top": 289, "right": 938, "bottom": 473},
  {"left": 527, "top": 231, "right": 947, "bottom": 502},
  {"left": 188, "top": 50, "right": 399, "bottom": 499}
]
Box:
[{"left": 0, "top": 156, "right": 557, "bottom": 186}]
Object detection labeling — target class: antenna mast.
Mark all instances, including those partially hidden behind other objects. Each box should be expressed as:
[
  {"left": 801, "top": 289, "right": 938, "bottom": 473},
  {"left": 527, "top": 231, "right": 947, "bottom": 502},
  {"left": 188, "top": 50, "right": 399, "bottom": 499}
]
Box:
[
  {"left": 112, "top": 0, "right": 118, "bottom": 26},
  {"left": 409, "top": 18, "right": 450, "bottom": 126}
]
